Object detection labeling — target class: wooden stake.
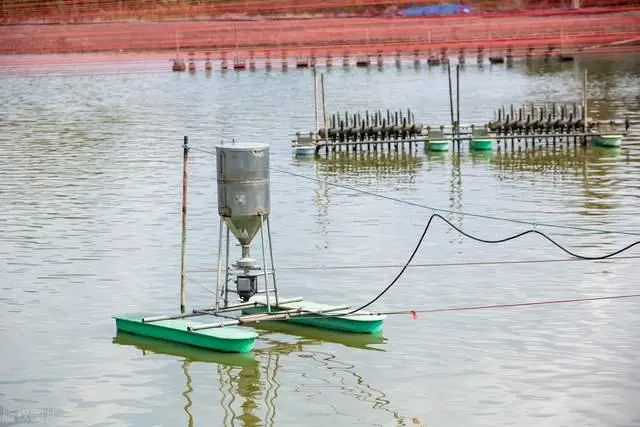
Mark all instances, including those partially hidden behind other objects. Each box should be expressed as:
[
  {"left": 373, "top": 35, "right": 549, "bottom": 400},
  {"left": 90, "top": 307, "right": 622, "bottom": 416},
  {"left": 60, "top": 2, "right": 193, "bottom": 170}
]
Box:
[
  {"left": 321, "top": 73, "right": 328, "bottom": 144},
  {"left": 583, "top": 68, "right": 588, "bottom": 134},
  {"left": 313, "top": 66, "right": 319, "bottom": 133},
  {"left": 447, "top": 63, "right": 454, "bottom": 126},
  {"left": 456, "top": 64, "right": 461, "bottom": 145},
  {"left": 180, "top": 135, "right": 189, "bottom": 314}
]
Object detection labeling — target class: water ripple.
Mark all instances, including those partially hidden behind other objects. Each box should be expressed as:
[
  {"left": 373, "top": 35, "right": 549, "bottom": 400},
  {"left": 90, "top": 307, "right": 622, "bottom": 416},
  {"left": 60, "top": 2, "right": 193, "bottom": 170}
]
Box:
[{"left": 0, "top": 53, "right": 639, "bottom": 427}]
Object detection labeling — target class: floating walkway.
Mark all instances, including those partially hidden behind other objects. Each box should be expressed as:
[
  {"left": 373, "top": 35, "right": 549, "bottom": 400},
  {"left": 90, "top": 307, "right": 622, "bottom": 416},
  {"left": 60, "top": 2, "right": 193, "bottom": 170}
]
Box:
[{"left": 114, "top": 141, "right": 385, "bottom": 354}]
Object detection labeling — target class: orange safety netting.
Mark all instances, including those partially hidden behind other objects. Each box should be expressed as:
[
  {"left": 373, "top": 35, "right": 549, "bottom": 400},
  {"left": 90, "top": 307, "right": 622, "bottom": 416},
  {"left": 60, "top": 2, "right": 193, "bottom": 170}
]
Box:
[{"left": 1, "top": 7, "right": 639, "bottom": 56}]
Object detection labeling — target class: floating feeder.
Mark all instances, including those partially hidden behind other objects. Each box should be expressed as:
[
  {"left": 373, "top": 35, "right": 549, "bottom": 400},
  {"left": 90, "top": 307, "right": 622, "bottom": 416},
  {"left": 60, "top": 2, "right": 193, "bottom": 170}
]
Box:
[
  {"left": 172, "top": 58, "right": 186, "bottom": 72},
  {"left": 427, "top": 57, "right": 441, "bottom": 66},
  {"left": 557, "top": 54, "right": 575, "bottom": 62},
  {"left": 249, "top": 50, "right": 256, "bottom": 70},
  {"left": 356, "top": 55, "right": 371, "bottom": 67},
  {"left": 114, "top": 140, "right": 384, "bottom": 354},
  {"left": 265, "top": 51, "right": 272, "bottom": 70},
  {"left": 204, "top": 52, "right": 213, "bottom": 72},
  {"left": 188, "top": 52, "right": 196, "bottom": 72},
  {"left": 296, "top": 56, "right": 309, "bottom": 68},
  {"left": 220, "top": 52, "right": 229, "bottom": 71},
  {"left": 233, "top": 57, "right": 246, "bottom": 71}
]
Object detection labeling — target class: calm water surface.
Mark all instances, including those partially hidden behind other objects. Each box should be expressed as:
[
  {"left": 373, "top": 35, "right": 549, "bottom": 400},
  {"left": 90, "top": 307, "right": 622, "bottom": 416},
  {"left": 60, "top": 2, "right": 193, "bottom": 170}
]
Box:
[{"left": 1, "top": 53, "right": 639, "bottom": 427}]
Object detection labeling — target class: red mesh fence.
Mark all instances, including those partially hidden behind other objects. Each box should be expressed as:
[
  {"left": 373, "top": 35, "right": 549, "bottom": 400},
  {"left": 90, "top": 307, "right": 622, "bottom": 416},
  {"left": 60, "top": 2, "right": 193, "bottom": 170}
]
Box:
[
  {"left": 0, "top": 2, "right": 639, "bottom": 60},
  {"left": 2, "top": 8, "right": 639, "bottom": 56}
]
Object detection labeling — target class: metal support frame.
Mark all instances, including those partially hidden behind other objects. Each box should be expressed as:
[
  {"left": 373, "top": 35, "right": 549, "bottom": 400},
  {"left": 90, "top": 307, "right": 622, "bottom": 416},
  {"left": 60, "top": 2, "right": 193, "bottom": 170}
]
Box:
[
  {"left": 224, "top": 226, "right": 230, "bottom": 308},
  {"left": 266, "top": 216, "right": 279, "bottom": 306},
  {"left": 141, "top": 297, "right": 305, "bottom": 324},
  {"left": 215, "top": 219, "right": 224, "bottom": 311},
  {"left": 212, "top": 213, "right": 279, "bottom": 314},
  {"left": 187, "top": 304, "right": 351, "bottom": 332},
  {"left": 259, "top": 213, "right": 271, "bottom": 312}
]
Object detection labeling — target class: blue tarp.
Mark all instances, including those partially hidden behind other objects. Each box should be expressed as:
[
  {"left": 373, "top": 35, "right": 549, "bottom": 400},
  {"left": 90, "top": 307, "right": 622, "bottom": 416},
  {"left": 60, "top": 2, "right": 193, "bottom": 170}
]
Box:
[{"left": 399, "top": 4, "right": 473, "bottom": 17}]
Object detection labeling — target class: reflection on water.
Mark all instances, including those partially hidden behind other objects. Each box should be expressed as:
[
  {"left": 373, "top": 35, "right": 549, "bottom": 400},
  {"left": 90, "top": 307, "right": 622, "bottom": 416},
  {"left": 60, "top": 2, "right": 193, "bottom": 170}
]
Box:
[
  {"left": 218, "top": 359, "right": 262, "bottom": 426},
  {"left": 489, "top": 144, "right": 633, "bottom": 181},
  {"left": 113, "top": 332, "right": 258, "bottom": 367},
  {"left": 522, "top": 53, "right": 640, "bottom": 121},
  {"left": 489, "top": 144, "right": 640, "bottom": 217},
  {"left": 469, "top": 150, "right": 494, "bottom": 163},
  {"left": 316, "top": 150, "right": 422, "bottom": 183},
  {"left": 183, "top": 360, "right": 194, "bottom": 427},
  {"left": 523, "top": 57, "right": 579, "bottom": 76},
  {"left": 491, "top": 144, "right": 593, "bottom": 177},
  {"left": 113, "top": 329, "right": 409, "bottom": 427}
]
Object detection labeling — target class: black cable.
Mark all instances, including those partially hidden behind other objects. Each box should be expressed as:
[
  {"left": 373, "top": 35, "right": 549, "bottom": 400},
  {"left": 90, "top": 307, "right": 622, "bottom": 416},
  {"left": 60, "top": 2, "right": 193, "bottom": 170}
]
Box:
[{"left": 321, "top": 213, "right": 640, "bottom": 317}]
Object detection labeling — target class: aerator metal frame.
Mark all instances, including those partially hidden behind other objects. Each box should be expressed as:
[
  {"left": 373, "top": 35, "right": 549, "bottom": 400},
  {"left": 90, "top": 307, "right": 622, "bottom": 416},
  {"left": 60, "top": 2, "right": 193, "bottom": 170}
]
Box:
[{"left": 214, "top": 212, "right": 280, "bottom": 313}]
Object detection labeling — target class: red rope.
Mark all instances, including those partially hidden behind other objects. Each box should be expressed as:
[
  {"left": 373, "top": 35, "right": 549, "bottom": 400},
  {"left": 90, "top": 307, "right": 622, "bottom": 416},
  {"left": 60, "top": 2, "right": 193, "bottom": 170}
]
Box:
[{"left": 375, "top": 294, "right": 640, "bottom": 319}]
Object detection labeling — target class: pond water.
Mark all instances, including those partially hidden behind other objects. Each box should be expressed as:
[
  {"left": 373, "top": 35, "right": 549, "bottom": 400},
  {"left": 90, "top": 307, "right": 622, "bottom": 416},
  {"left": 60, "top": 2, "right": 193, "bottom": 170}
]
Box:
[{"left": 1, "top": 53, "right": 639, "bottom": 427}]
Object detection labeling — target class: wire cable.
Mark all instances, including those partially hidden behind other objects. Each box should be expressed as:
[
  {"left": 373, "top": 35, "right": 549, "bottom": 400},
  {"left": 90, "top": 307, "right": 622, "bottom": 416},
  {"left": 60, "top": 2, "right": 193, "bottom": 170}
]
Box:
[
  {"left": 318, "top": 213, "right": 640, "bottom": 316},
  {"left": 187, "top": 254, "right": 640, "bottom": 273},
  {"left": 270, "top": 166, "right": 640, "bottom": 237},
  {"left": 338, "top": 293, "right": 640, "bottom": 318}
]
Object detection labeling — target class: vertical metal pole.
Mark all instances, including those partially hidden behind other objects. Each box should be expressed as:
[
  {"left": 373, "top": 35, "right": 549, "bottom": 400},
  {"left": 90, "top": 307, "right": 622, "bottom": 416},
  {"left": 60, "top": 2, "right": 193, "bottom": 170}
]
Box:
[
  {"left": 313, "top": 66, "right": 319, "bottom": 134},
  {"left": 582, "top": 68, "right": 588, "bottom": 136},
  {"left": 180, "top": 136, "right": 189, "bottom": 314},
  {"left": 259, "top": 214, "right": 271, "bottom": 312},
  {"left": 266, "top": 216, "right": 279, "bottom": 306},
  {"left": 223, "top": 226, "right": 230, "bottom": 308},
  {"left": 214, "top": 218, "right": 224, "bottom": 311},
  {"left": 321, "top": 73, "right": 328, "bottom": 144},
  {"left": 456, "top": 64, "right": 461, "bottom": 146},
  {"left": 447, "top": 63, "right": 454, "bottom": 127}
]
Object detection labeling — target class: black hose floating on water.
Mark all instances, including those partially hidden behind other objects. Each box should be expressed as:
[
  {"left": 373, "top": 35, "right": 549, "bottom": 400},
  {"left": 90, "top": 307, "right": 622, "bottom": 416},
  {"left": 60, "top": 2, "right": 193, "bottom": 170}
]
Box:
[{"left": 330, "top": 213, "right": 640, "bottom": 316}]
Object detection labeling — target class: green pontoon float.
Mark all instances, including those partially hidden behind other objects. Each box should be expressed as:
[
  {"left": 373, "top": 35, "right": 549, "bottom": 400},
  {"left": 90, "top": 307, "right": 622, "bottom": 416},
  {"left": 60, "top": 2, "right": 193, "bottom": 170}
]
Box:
[
  {"left": 425, "top": 126, "right": 450, "bottom": 152},
  {"left": 591, "top": 134, "right": 623, "bottom": 148},
  {"left": 469, "top": 125, "right": 494, "bottom": 151}
]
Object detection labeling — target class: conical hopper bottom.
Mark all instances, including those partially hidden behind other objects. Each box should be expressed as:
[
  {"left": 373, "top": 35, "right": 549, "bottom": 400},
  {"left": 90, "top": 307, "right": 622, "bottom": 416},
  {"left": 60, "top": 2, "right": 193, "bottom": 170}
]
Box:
[{"left": 224, "top": 215, "right": 267, "bottom": 246}]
